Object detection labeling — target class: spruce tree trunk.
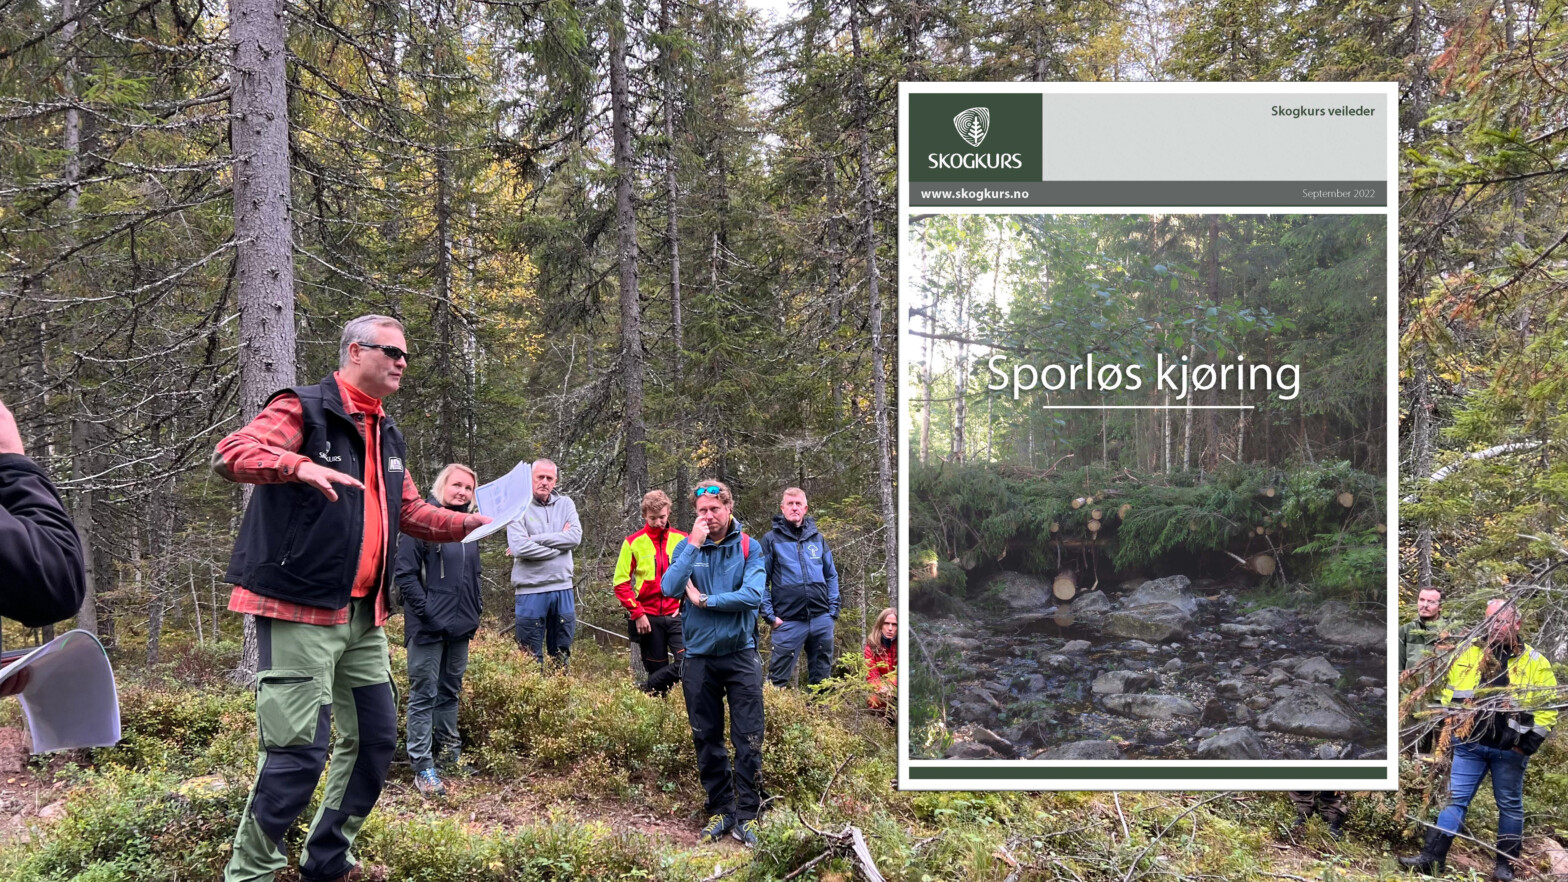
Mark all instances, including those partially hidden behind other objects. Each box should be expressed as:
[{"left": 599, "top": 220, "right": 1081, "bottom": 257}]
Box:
[
  {"left": 952, "top": 266, "right": 969, "bottom": 463},
  {"left": 1204, "top": 216, "right": 1220, "bottom": 468},
  {"left": 70, "top": 415, "right": 99, "bottom": 635},
  {"left": 850, "top": 1, "right": 897, "bottom": 605},
  {"left": 434, "top": 147, "right": 458, "bottom": 465},
  {"left": 610, "top": 0, "right": 647, "bottom": 516},
  {"left": 662, "top": 0, "right": 688, "bottom": 522},
  {"left": 231, "top": 0, "right": 297, "bottom": 684},
  {"left": 1411, "top": 360, "right": 1434, "bottom": 590}
]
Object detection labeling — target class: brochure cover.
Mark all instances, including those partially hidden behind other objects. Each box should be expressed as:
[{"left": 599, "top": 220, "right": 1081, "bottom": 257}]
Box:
[{"left": 899, "top": 83, "right": 1397, "bottom": 791}]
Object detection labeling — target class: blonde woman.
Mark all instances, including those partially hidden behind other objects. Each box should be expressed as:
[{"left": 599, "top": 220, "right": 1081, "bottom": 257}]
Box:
[{"left": 395, "top": 463, "right": 482, "bottom": 798}]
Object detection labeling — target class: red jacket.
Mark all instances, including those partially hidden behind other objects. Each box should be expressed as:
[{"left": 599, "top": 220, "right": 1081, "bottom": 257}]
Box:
[
  {"left": 866, "top": 640, "right": 897, "bottom": 686},
  {"left": 612, "top": 524, "right": 687, "bottom": 618}
]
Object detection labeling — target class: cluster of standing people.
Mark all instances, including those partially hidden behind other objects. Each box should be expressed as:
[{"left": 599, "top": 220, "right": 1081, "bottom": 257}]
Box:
[
  {"left": 1291, "top": 588, "right": 1558, "bottom": 882},
  {"left": 1393, "top": 591, "right": 1556, "bottom": 881},
  {"left": 199, "top": 314, "right": 898, "bottom": 881}
]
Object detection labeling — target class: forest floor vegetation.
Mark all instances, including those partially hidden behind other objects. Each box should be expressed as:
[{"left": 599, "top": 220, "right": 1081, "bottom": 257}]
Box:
[{"left": 0, "top": 629, "right": 1560, "bottom": 880}]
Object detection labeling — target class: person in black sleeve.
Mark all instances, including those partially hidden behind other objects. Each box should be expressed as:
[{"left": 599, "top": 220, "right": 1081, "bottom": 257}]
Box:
[
  {"left": 396, "top": 462, "right": 484, "bottom": 799},
  {"left": 0, "top": 398, "right": 87, "bottom": 632}
]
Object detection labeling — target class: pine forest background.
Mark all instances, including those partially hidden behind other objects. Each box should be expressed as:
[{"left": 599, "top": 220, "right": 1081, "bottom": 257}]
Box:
[{"left": 5, "top": 0, "right": 1568, "bottom": 877}]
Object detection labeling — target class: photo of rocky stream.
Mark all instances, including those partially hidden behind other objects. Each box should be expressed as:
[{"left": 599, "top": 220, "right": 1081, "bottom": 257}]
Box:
[{"left": 914, "top": 572, "right": 1389, "bottom": 761}]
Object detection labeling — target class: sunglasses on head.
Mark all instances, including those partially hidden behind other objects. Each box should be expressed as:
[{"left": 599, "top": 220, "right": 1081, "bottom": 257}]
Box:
[
  {"left": 358, "top": 342, "right": 410, "bottom": 362},
  {"left": 695, "top": 486, "right": 723, "bottom": 497}
]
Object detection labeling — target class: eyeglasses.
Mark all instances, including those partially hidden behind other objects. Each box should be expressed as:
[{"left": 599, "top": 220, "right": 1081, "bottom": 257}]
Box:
[
  {"left": 358, "top": 342, "right": 410, "bottom": 362},
  {"left": 695, "top": 486, "right": 723, "bottom": 497}
]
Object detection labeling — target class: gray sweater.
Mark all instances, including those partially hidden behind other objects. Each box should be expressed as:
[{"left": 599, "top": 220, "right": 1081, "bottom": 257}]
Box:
[{"left": 506, "top": 493, "right": 582, "bottom": 595}]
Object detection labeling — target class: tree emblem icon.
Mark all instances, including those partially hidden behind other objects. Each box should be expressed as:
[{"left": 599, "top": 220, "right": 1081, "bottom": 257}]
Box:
[{"left": 953, "top": 107, "right": 991, "bottom": 148}]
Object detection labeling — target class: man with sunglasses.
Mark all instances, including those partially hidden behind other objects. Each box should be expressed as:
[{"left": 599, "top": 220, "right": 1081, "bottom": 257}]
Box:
[
  {"left": 215, "top": 314, "right": 491, "bottom": 882},
  {"left": 661, "top": 480, "right": 767, "bottom": 848}
]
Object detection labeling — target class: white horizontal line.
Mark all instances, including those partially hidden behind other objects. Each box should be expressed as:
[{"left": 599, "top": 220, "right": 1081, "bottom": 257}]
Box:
[{"left": 1043, "top": 405, "right": 1255, "bottom": 410}]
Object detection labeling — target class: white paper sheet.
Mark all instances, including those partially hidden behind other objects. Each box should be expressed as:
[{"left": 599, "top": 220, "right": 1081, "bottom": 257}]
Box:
[
  {"left": 465, "top": 459, "right": 534, "bottom": 543},
  {"left": 0, "top": 629, "right": 121, "bottom": 752}
]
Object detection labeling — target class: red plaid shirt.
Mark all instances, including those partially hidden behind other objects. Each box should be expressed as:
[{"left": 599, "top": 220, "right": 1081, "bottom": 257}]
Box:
[{"left": 216, "top": 373, "right": 470, "bottom": 626}]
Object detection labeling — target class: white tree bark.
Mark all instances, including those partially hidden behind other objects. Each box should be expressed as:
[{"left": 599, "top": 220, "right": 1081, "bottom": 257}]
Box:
[{"left": 1401, "top": 442, "right": 1542, "bottom": 504}]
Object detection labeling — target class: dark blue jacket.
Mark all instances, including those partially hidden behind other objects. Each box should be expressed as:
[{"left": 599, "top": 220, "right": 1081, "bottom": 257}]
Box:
[
  {"left": 759, "top": 514, "right": 839, "bottom": 623},
  {"left": 0, "top": 454, "right": 86, "bottom": 627},
  {"left": 396, "top": 497, "right": 482, "bottom": 644},
  {"left": 660, "top": 519, "right": 764, "bottom": 657},
  {"left": 221, "top": 376, "right": 407, "bottom": 610}
]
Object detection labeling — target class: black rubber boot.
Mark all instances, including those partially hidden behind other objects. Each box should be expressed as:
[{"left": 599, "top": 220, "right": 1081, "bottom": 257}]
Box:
[
  {"left": 1326, "top": 816, "right": 1345, "bottom": 840},
  {"left": 1493, "top": 835, "right": 1522, "bottom": 881},
  {"left": 1398, "top": 827, "right": 1453, "bottom": 874},
  {"left": 1288, "top": 810, "right": 1310, "bottom": 835}
]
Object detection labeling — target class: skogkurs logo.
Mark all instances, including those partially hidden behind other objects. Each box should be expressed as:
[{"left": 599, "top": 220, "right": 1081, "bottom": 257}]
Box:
[
  {"left": 909, "top": 92, "right": 1038, "bottom": 181},
  {"left": 954, "top": 107, "right": 990, "bottom": 147},
  {"left": 929, "top": 105, "right": 1022, "bottom": 170}
]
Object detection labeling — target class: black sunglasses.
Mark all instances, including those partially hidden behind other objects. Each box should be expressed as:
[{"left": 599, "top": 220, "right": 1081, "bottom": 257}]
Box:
[{"left": 358, "top": 342, "right": 410, "bottom": 362}]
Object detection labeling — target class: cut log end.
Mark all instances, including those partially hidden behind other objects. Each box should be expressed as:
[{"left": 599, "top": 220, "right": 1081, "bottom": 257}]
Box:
[
  {"left": 1254, "top": 525, "right": 1266, "bottom": 535},
  {"left": 1087, "top": 519, "right": 1102, "bottom": 533},
  {"left": 1071, "top": 497, "right": 1086, "bottom": 509},
  {"left": 1049, "top": 521, "right": 1060, "bottom": 534},
  {"left": 1374, "top": 523, "right": 1387, "bottom": 534},
  {"left": 1118, "top": 503, "right": 1131, "bottom": 519},
  {"left": 1247, "top": 553, "right": 1277, "bottom": 577},
  {"left": 1090, "top": 508, "right": 1103, "bottom": 520},
  {"left": 1052, "top": 569, "right": 1078, "bottom": 601},
  {"left": 1337, "top": 491, "right": 1355, "bottom": 508},
  {"left": 1262, "top": 486, "right": 1276, "bottom": 498}
]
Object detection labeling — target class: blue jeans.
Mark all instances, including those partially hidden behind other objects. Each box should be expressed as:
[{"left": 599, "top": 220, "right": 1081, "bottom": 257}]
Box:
[
  {"left": 514, "top": 589, "right": 575, "bottom": 666},
  {"left": 1435, "top": 740, "right": 1527, "bottom": 847},
  {"left": 405, "top": 637, "right": 469, "bottom": 772},
  {"left": 767, "top": 614, "right": 835, "bottom": 687}
]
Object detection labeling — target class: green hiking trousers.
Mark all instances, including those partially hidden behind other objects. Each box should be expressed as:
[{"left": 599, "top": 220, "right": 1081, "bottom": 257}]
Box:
[{"left": 224, "top": 598, "right": 397, "bottom": 882}]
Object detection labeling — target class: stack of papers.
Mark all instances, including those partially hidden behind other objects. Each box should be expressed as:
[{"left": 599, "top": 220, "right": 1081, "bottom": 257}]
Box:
[
  {"left": 463, "top": 459, "right": 533, "bottom": 543},
  {"left": 0, "top": 629, "right": 121, "bottom": 752}
]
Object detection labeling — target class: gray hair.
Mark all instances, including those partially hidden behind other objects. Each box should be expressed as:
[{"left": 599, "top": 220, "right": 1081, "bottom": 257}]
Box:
[{"left": 339, "top": 314, "right": 405, "bottom": 367}]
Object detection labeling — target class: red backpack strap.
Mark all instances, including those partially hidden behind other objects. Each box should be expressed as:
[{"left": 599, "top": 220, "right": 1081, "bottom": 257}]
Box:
[{"left": 741, "top": 532, "right": 751, "bottom": 560}]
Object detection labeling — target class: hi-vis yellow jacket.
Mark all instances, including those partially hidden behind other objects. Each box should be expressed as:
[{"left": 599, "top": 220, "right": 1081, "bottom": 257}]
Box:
[
  {"left": 1441, "top": 641, "right": 1558, "bottom": 749},
  {"left": 612, "top": 525, "right": 687, "bottom": 619}
]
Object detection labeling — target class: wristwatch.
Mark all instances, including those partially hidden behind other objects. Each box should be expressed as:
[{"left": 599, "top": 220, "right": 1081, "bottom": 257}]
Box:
[{"left": 698, "top": 593, "right": 710, "bottom": 606}]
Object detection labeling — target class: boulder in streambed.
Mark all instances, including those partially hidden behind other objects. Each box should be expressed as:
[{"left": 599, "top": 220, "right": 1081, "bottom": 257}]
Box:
[
  {"left": 1040, "top": 740, "right": 1122, "bottom": 760},
  {"left": 1310, "top": 601, "right": 1385, "bottom": 651},
  {"left": 1195, "top": 726, "right": 1266, "bottom": 760},
  {"left": 1104, "top": 604, "right": 1192, "bottom": 642},
  {"left": 1290, "top": 656, "right": 1342, "bottom": 684},
  {"left": 982, "top": 572, "right": 1057, "bottom": 613},
  {"left": 1092, "top": 670, "right": 1156, "bottom": 695},
  {"left": 1102, "top": 693, "right": 1200, "bottom": 720},
  {"left": 1071, "top": 591, "right": 1113, "bottom": 620},
  {"left": 1256, "top": 683, "right": 1364, "bottom": 740},
  {"left": 1122, "top": 576, "right": 1200, "bottom": 615}
]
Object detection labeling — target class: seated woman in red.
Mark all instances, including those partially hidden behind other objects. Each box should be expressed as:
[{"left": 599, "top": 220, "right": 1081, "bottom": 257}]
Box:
[{"left": 865, "top": 607, "right": 898, "bottom": 710}]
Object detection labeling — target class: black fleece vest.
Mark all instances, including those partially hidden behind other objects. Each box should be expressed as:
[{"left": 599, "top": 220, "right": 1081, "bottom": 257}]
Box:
[{"left": 223, "top": 376, "right": 407, "bottom": 610}]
